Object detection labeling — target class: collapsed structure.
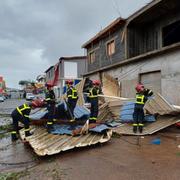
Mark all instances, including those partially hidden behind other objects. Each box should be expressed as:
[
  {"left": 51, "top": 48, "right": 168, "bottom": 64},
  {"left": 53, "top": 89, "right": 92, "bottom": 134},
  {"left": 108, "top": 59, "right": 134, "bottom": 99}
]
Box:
[
  {"left": 20, "top": 0, "right": 180, "bottom": 156},
  {"left": 20, "top": 75, "right": 180, "bottom": 156}
]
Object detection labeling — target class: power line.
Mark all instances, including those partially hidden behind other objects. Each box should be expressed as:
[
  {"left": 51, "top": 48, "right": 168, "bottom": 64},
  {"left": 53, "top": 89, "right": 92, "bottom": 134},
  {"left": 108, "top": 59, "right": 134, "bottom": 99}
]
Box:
[{"left": 111, "top": 0, "right": 122, "bottom": 17}]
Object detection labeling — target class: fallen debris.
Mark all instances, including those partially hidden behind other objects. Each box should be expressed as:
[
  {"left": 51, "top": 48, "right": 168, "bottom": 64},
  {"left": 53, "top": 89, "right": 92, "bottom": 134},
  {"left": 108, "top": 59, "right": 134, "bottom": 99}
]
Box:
[
  {"left": 144, "top": 93, "right": 180, "bottom": 115},
  {"left": 113, "top": 115, "right": 180, "bottom": 136},
  {"left": 19, "top": 126, "right": 112, "bottom": 156}
]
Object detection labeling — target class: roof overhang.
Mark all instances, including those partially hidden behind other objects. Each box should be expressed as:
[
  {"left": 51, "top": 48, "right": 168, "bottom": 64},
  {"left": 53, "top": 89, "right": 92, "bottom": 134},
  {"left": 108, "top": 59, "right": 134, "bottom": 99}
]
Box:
[
  {"left": 59, "top": 56, "right": 87, "bottom": 62},
  {"left": 127, "top": 0, "right": 180, "bottom": 26},
  {"left": 44, "top": 66, "right": 54, "bottom": 73},
  {"left": 82, "top": 18, "right": 126, "bottom": 49}
]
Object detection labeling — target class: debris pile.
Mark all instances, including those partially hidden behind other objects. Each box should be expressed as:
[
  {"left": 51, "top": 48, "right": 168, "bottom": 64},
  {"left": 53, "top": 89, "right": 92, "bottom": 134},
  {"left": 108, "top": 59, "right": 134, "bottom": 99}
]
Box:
[{"left": 19, "top": 75, "right": 180, "bottom": 156}]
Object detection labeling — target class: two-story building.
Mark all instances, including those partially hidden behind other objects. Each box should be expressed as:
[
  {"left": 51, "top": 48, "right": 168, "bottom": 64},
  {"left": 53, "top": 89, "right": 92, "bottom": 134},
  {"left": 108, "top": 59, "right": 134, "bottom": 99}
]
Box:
[{"left": 82, "top": 0, "right": 180, "bottom": 105}]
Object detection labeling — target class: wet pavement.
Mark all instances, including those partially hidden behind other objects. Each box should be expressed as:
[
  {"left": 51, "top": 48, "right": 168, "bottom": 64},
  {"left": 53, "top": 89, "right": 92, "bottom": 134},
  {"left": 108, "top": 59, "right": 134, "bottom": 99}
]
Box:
[
  {"left": 0, "top": 99, "right": 37, "bottom": 173},
  {"left": 0, "top": 99, "right": 180, "bottom": 179}
]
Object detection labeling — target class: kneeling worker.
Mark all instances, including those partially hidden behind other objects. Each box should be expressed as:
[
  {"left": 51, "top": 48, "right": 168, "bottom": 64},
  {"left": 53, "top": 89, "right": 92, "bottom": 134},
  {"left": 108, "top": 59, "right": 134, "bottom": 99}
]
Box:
[{"left": 11, "top": 101, "right": 37, "bottom": 141}]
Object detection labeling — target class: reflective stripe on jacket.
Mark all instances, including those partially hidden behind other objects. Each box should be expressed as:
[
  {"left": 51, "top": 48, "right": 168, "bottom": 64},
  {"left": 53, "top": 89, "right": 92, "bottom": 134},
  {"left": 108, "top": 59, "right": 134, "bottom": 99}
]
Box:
[
  {"left": 136, "top": 94, "right": 145, "bottom": 104},
  {"left": 88, "top": 87, "right": 99, "bottom": 98},
  {"left": 16, "top": 103, "right": 31, "bottom": 116},
  {"left": 67, "top": 87, "right": 78, "bottom": 99}
]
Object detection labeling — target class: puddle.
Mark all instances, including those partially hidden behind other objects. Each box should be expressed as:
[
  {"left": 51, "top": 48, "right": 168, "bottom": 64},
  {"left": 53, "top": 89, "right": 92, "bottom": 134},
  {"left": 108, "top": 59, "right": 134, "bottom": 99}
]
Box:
[{"left": 0, "top": 133, "right": 38, "bottom": 172}]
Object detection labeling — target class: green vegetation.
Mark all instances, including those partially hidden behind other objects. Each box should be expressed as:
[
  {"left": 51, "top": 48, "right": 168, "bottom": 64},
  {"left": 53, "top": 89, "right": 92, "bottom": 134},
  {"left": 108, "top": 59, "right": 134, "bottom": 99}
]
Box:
[
  {"left": 0, "top": 170, "right": 28, "bottom": 180},
  {"left": 0, "top": 124, "right": 11, "bottom": 131},
  {"left": 0, "top": 124, "right": 11, "bottom": 139}
]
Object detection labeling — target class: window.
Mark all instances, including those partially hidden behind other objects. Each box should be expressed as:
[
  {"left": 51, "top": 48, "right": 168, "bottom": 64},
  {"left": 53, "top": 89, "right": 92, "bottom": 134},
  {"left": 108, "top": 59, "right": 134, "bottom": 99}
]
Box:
[
  {"left": 162, "top": 20, "right": 180, "bottom": 47},
  {"left": 89, "top": 51, "right": 95, "bottom": 64},
  {"left": 107, "top": 40, "right": 115, "bottom": 56}
]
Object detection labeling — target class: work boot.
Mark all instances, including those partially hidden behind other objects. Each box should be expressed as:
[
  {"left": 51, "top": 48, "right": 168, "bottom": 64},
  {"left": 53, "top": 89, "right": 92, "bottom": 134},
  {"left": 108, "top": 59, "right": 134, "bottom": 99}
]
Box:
[
  {"left": 11, "top": 133, "right": 18, "bottom": 141},
  {"left": 133, "top": 126, "right": 137, "bottom": 133},
  {"left": 139, "top": 126, "right": 143, "bottom": 133},
  {"left": 25, "top": 131, "right": 33, "bottom": 137}
]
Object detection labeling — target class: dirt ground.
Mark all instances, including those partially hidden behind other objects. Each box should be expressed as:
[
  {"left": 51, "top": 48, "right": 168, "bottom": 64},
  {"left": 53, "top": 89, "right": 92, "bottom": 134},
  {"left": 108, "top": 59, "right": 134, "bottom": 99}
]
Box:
[
  {"left": 1, "top": 131, "right": 180, "bottom": 180},
  {"left": 1, "top": 100, "right": 180, "bottom": 180}
]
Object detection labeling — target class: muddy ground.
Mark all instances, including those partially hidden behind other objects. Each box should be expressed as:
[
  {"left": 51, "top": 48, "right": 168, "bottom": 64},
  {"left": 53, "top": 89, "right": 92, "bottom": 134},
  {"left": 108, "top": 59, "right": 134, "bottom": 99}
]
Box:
[{"left": 0, "top": 99, "right": 180, "bottom": 180}]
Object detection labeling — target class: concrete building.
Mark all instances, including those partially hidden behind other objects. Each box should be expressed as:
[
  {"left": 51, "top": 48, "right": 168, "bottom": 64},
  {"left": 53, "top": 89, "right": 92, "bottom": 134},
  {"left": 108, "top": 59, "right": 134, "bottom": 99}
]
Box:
[{"left": 82, "top": 0, "right": 180, "bottom": 105}]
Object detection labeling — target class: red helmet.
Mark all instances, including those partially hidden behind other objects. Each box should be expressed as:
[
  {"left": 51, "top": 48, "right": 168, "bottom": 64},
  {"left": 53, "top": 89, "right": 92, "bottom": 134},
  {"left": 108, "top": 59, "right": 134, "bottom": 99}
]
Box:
[
  {"left": 92, "top": 80, "right": 100, "bottom": 85},
  {"left": 65, "top": 80, "right": 73, "bottom": 85},
  {"left": 30, "top": 101, "right": 38, "bottom": 108},
  {"left": 135, "top": 83, "right": 144, "bottom": 92},
  {"left": 31, "top": 99, "right": 45, "bottom": 108}
]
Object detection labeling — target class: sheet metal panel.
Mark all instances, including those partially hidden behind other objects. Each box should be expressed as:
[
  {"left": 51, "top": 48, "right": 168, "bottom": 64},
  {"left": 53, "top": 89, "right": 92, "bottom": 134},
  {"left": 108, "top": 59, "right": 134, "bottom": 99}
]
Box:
[
  {"left": 113, "top": 116, "right": 180, "bottom": 136},
  {"left": 19, "top": 127, "right": 112, "bottom": 156}
]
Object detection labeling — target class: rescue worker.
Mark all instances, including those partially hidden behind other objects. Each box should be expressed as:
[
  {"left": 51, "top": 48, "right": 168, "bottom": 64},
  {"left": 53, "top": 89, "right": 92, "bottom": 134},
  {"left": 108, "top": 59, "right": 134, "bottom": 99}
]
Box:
[
  {"left": 45, "top": 82, "right": 56, "bottom": 132},
  {"left": 133, "top": 83, "right": 153, "bottom": 133},
  {"left": 83, "top": 77, "right": 93, "bottom": 103},
  {"left": 65, "top": 80, "right": 78, "bottom": 119},
  {"left": 11, "top": 101, "right": 37, "bottom": 141},
  {"left": 88, "top": 80, "right": 102, "bottom": 123}
]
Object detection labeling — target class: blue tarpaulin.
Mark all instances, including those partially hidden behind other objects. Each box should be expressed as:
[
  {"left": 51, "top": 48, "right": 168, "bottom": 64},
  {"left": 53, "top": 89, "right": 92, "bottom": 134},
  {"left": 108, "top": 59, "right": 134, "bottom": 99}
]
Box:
[
  {"left": 74, "top": 106, "right": 90, "bottom": 119},
  {"left": 49, "top": 124, "right": 109, "bottom": 135},
  {"left": 89, "top": 124, "right": 109, "bottom": 133},
  {"left": 50, "top": 124, "right": 82, "bottom": 135},
  {"left": 120, "top": 102, "right": 156, "bottom": 123},
  {"left": 30, "top": 101, "right": 90, "bottom": 121}
]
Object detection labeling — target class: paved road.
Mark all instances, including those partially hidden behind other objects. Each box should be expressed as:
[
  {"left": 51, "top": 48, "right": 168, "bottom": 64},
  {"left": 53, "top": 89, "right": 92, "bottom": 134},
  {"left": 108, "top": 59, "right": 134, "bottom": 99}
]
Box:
[{"left": 0, "top": 99, "right": 26, "bottom": 115}]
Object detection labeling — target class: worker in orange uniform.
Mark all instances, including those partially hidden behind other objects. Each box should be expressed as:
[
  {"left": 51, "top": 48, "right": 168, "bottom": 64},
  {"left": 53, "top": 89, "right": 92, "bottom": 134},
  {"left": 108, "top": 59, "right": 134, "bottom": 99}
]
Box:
[
  {"left": 45, "top": 82, "right": 56, "bottom": 132},
  {"left": 65, "top": 80, "right": 78, "bottom": 120},
  {"left": 88, "top": 80, "right": 102, "bottom": 123},
  {"left": 11, "top": 101, "right": 38, "bottom": 141},
  {"left": 133, "top": 83, "right": 153, "bottom": 133}
]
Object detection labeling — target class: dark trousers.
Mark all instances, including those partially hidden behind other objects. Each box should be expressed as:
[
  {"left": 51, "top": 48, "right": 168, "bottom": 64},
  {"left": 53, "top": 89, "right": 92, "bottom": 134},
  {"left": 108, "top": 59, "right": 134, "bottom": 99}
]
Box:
[
  {"left": 47, "top": 103, "right": 55, "bottom": 125},
  {"left": 90, "top": 98, "right": 98, "bottom": 122},
  {"left": 67, "top": 99, "right": 77, "bottom": 118},
  {"left": 11, "top": 111, "right": 29, "bottom": 134},
  {"left": 133, "top": 104, "right": 144, "bottom": 124}
]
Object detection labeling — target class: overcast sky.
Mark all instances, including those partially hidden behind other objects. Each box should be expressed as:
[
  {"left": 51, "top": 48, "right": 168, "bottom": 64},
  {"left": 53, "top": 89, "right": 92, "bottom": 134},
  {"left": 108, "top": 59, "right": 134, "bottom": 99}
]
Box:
[{"left": 0, "top": 0, "right": 151, "bottom": 88}]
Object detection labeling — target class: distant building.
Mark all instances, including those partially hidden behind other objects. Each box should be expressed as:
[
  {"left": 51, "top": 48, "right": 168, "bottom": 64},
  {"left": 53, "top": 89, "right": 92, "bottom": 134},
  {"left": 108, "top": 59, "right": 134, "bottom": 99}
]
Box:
[
  {"left": 0, "top": 76, "right": 6, "bottom": 95},
  {"left": 36, "top": 74, "right": 46, "bottom": 84},
  {"left": 45, "top": 56, "right": 87, "bottom": 97}
]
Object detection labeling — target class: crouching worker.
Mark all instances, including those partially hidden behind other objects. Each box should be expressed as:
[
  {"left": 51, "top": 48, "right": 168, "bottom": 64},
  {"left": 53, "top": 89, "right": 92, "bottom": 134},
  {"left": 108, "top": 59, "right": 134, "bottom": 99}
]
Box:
[
  {"left": 88, "top": 80, "right": 102, "bottom": 124},
  {"left": 11, "top": 101, "right": 37, "bottom": 141},
  {"left": 133, "top": 83, "right": 153, "bottom": 133}
]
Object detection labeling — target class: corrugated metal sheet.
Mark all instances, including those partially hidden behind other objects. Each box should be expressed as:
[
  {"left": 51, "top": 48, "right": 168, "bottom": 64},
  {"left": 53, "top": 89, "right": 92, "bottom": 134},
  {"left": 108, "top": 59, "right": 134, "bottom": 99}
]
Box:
[
  {"left": 144, "top": 93, "right": 179, "bottom": 115},
  {"left": 113, "top": 116, "right": 180, "bottom": 136},
  {"left": 19, "top": 126, "right": 112, "bottom": 156}
]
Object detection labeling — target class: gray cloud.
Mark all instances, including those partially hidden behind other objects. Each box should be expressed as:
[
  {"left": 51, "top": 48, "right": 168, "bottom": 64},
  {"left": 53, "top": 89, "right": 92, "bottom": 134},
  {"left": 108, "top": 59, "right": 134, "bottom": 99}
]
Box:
[{"left": 0, "top": 0, "right": 150, "bottom": 88}]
